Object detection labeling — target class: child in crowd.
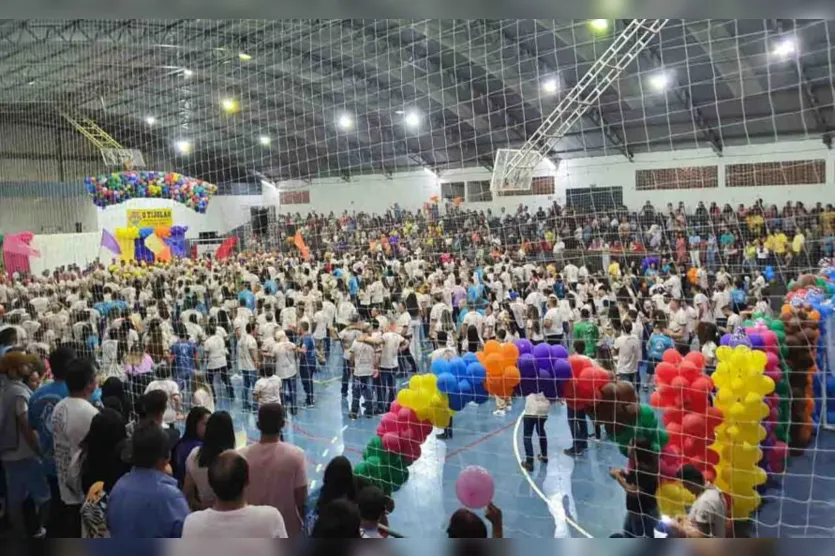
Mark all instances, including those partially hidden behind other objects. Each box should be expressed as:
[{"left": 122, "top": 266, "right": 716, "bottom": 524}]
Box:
[
  {"left": 253, "top": 364, "right": 283, "bottom": 407},
  {"left": 646, "top": 319, "right": 674, "bottom": 391}
]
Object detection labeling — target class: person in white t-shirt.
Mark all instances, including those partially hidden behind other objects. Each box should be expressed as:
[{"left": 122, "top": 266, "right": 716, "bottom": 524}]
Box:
[
  {"left": 348, "top": 327, "right": 378, "bottom": 419},
  {"left": 542, "top": 296, "right": 564, "bottom": 346},
  {"left": 51, "top": 359, "right": 99, "bottom": 534},
  {"left": 253, "top": 366, "right": 283, "bottom": 407},
  {"left": 182, "top": 451, "right": 288, "bottom": 540},
  {"left": 272, "top": 331, "right": 300, "bottom": 414},
  {"left": 338, "top": 319, "right": 363, "bottom": 398},
  {"left": 613, "top": 321, "right": 642, "bottom": 388},
  {"left": 238, "top": 323, "right": 260, "bottom": 412},
  {"left": 204, "top": 325, "right": 232, "bottom": 402},
  {"left": 145, "top": 365, "right": 183, "bottom": 426}
]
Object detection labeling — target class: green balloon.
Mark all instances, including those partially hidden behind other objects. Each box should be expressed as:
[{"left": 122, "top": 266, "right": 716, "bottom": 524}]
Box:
[
  {"left": 770, "top": 321, "right": 785, "bottom": 333},
  {"left": 657, "top": 428, "right": 669, "bottom": 447},
  {"left": 638, "top": 404, "right": 657, "bottom": 428},
  {"left": 364, "top": 436, "right": 385, "bottom": 461},
  {"left": 742, "top": 319, "right": 755, "bottom": 328}
]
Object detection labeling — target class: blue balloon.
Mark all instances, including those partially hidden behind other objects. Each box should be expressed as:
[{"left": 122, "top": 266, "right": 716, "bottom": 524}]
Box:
[
  {"left": 471, "top": 381, "right": 489, "bottom": 404},
  {"left": 764, "top": 266, "right": 775, "bottom": 281},
  {"left": 449, "top": 358, "right": 467, "bottom": 379},
  {"left": 458, "top": 379, "right": 473, "bottom": 404},
  {"left": 550, "top": 344, "right": 568, "bottom": 360},
  {"left": 431, "top": 359, "right": 450, "bottom": 376},
  {"left": 552, "top": 359, "right": 572, "bottom": 382},
  {"left": 466, "top": 362, "right": 486, "bottom": 384},
  {"left": 462, "top": 352, "right": 479, "bottom": 365},
  {"left": 437, "top": 372, "right": 458, "bottom": 395},
  {"left": 448, "top": 393, "right": 466, "bottom": 412}
]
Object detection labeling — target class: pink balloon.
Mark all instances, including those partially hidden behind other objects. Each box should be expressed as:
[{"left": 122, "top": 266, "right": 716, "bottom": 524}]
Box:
[
  {"left": 765, "top": 352, "right": 779, "bottom": 372},
  {"left": 659, "top": 445, "right": 683, "bottom": 478},
  {"left": 762, "top": 330, "right": 778, "bottom": 348},
  {"left": 381, "top": 432, "right": 400, "bottom": 453},
  {"left": 390, "top": 401, "right": 403, "bottom": 415},
  {"left": 772, "top": 441, "right": 789, "bottom": 464},
  {"left": 455, "top": 466, "right": 495, "bottom": 509}
]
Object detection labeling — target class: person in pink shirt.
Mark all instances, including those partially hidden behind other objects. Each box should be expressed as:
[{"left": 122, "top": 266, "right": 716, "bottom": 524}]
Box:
[{"left": 238, "top": 403, "right": 308, "bottom": 538}]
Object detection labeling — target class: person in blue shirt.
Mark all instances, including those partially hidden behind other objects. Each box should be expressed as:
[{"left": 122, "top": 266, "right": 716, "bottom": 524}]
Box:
[
  {"left": 0, "top": 327, "right": 17, "bottom": 358},
  {"left": 169, "top": 323, "right": 198, "bottom": 394},
  {"left": 646, "top": 320, "right": 674, "bottom": 391},
  {"left": 238, "top": 285, "right": 256, "bottom": 312},
  {"left": 298, "top": 321, "right": 317, "bottom": 407},
  {"left": 108, "top": 421, "right": 190, "bottom": 538},
  {"left": 348, "top": 273, "right": 360, "bottom": 302}
]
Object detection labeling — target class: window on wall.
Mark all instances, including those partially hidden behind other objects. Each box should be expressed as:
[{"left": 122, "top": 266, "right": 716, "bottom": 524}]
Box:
[
  {"left": 441, "top": 182, "right": 465, "bottom": 201},
  {"left": 467, "top": 180, "right": 492, "bottom": 202},
  {"left": 498, "top": 175, "right": 555, "bottom": 197},
  {"left": 635, "top": 166, "right": 718, "bottom": 191},
  {"left": 279, "top": 190, "right": 310, "bottom": 204},
  {"left": 725, "top": 159, "right": 826, "bottom": 187}
]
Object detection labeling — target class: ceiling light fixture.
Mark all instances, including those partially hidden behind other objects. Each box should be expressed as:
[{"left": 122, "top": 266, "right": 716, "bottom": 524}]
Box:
[
  {"left": 337, "top": 113, "right": 354, "bottom": 130},
  {"left": 221, "top": 97, "right": 239, "bottom": 113},
  {"left": 182, "top": 68, "right": 194, "bottom": 78},
  {"left": 145, "top": 116, "right": 156, "bottom": 126},
  {"left": 649, "top": 72, "right": 670, "bottom": 91},
  {"left": 772, "top": 38, "right": 797, "bottom": 58},
  {"left": 405, "top": 110, "right": 421, "bottom": 128},
  {"left": 238, "top": 52, "right": 253, "bottom": 61},
  {"left": 174, "top": 140, "right": 192, "bottom": 154},
  {"left": 589, "top": 19, "right": 609, "bottom": 32},
  {"left": 259, "top": 135, "right": 271, "bottom": 146},
  {"left": 541, "top": 78, "right": 559, "bottom": 94}
]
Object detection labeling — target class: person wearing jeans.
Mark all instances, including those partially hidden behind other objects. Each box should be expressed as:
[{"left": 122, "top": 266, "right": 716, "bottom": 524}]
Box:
[
  {"left": 521, "top": 392, "right": 551, "bottom": 472},
  {"left": 376, "top": 329, "right": 408, "bottom": 414},
  {"left": 298, "top": 322, "right": 317, "bottom": 407},
  {"left": 237, "top": 323, "right": 260, "bottom": 412},
  {"left": 348, "top": 331, "right": 377, "bottom": 418},
  {"left": 565, "top": 405, "right": 589, "bottom": 456}
]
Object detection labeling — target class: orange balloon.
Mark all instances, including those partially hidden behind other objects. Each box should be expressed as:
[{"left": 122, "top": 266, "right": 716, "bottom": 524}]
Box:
[
  {"left": 503, "top": 366, "right": 521, "bottom": 391},
  {"left": 808, "top": 309, "right": 820, "bottom": 322},
  {"left": 475, "top": 352, "right": 486, "bottom": 364},
  {"left": 484, "top": 353, "right": 505, "bottom": 377},
  {"left": 499, "top": 342, "right": 519, "bottom": 365},
  {"left": 485, "top": 375, "right": 505, "bottom": 396},
  {"left": 782, "top": 304, "right": 793, "bottom": 314},
  {"left": 484, "top": 340, "right": 501, "bottom": 355}
]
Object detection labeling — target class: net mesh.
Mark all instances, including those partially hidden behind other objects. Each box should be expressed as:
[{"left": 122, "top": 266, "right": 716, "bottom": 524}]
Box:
[{"left": 0, "top": 18, "right": 833, "bottom": 539}]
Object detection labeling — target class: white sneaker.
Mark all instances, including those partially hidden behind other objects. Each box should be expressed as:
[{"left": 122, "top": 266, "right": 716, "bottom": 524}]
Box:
[{"left": 493, "top": 409, "right": 506, "bottom": 417}]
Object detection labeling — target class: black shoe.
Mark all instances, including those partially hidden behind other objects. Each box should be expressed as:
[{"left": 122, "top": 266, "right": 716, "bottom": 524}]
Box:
[
  {"left": 290, "top": 408, "right": 298, "bottom": 416},
  {"left": 348, "top": 412, "right": 358, "bottom": 420},
  {"left": 538, "top": 454, "right": 549, "bottom": 464},
  {"left": 305, "top": 400, "right": 315, "bottom": 408},
  {"left": 373, "top": 408, "right": 386, "bottom": 415},
  {"left": 436, "top": 431, "right": 452, "bottom": 440},
  {"left": 521, "top": 461, "right": 534, "bottom": 472},
  {"left": 564, "top": 447, "right": 585, "bottom": 457}
]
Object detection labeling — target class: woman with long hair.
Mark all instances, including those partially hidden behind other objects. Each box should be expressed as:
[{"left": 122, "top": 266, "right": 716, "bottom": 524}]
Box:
[
  {"left": 464, "top": 324, "right": 481, "bottom": 354},
  {"left": 525, "top": 305, "right": 544, "bottom": 344},
  {"left": 171, "top": 406, "right": 211, "bottom": 487},
  {"left": 305, "top": 456, "right": 357, "bottom": 535},
  {"left": 144, "top": 319, "right": 167, "bottom": 364},
  {"left": 183, "top": 411, "right": 235, "bottom": 510},
  {"left": 100, "top": 328, "right": 123, "bottom": 381},
  {"left": 123, "top": 342, "right": 154, "bottom": 418}
]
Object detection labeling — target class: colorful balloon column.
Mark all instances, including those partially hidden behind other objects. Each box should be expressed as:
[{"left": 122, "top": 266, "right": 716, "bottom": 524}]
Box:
[
  {"left": 85, "top": 171, "right": 217, "bottom": 213},
  {"left": 114, "top": 225, "right": 189, "bottom": 264},
  {"left": 711, "top": 345, "right": 774, "bottom": 519}
]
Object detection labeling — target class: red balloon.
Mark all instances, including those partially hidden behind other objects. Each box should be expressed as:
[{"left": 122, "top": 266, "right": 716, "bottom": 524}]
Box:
[
  {"left": 649, "top": 390, "right": 664, "bottom": 408},
  {"left": 377, "top": 412, "right": 400, "bottom": 437},
  {"left": 684, "top": 351, "right": 706, "bottom": 370},
  {"left": 663, "top": 408, "right": 686, "bottom": 426},
  {"left": 563, "top": 380, "right": 588, "bottom": 411},
  {"left": 688, "top": 392, "right": 710, "bottom": 415},
  {"left": 655, "top": 362, "right": 678, "bottom": 385},
  {"left": 666, "top": 422, "right": 684, "bottom": 449},
  {"left": 397, "top": 407, "right": 420, "bottom": 436},
  {"left": 705, "top": 407, "right": 724, "bottom": 429},
  {"left": 679, "top": 361, "right": 702, "bottom": 383},
  {"left": 669, "top": 376, "right": 691, "bottom": 400},
  {"left": 683, "top": 436, "right": 708, "bottom": 458},
  {"left": 691, "top": 376, "right": 714, "bottom": 394},
  {"left": 682, "top": 413, "right": 710, "bottom": 440},
  {"left": 662, "top": 349, "right": 683, "bottom": 365},
  {"left": 568, "top": 354, "right": 593, "bottom": 378}
]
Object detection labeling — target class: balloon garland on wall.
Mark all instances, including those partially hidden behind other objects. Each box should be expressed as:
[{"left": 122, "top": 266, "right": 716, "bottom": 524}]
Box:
[
  {"left": 113, "top": 225, "right": 189, "bottom": 263},
  {"left": 85, "top": 171, "right": 217, "bottom": 213}
]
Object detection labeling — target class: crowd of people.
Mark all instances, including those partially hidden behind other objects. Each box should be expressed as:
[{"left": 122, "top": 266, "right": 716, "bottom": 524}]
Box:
[{"left": 0, "top": 197, "right": 805, "bottom": 538}]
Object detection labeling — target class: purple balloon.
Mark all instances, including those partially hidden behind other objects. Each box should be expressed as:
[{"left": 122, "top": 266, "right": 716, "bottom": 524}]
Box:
[
  {"left": 729, "top": 335, "right": 752, "bottom": 348},
  {"left": 518, "top": 353, "right": 538, "bottom": 379},
  {"left": 747, "top": 333, "right": 765, "bottom": 350},
  {"left": 537, "top": 368, "right": 558, "bottom": 399},
  {"left": 552, "top": 359, "right": 572, "bottom": 382},
  {"left": 532, "top": 342, "right": 552, "bottom": 370},
  {"left": 720, "top": 333, "right": 732, "bottom": 346},
  {"left": 514, "top": 338, "right": 534, "bottom": 356},
  {"left": 520, "top": 374, "right": 539, "bottom": 396},
  {"left": 550, "top": 344, "right": 568, "bottom": 360}
]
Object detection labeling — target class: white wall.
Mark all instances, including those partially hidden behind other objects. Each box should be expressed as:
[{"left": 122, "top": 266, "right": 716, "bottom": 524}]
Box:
[
  {"left": 268, "top": 139, "right": 834, "bottom": 215},
  {"left": 30, "top": 232, "right": 102, "bottom": 275},
  {"left": 96, "top": 196, "right": 262, "bottom": 238}
]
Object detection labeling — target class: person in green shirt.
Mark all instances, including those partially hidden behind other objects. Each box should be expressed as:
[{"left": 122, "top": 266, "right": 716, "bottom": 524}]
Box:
[{"left": 572, "top": 308, "right": 599, "bottom": 357}]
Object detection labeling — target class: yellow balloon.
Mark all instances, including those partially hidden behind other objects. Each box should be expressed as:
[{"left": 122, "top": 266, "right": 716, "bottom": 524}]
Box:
[
  {"left": 409, "top": 375, "right": 425, "bottom": 391},
  {"left": 749, "top": 350, "right": 767, "bottom": 370},
  {"left": 656, "top": 482, "right": 695, "bottom": 518},
  {"left": 715, "top": 346, "right": 732, "bottom": 362},
  {"left": 397, "top": 389, "right": 417, "bottom": 408},
  {"left": 422, "top": 373, "right": 438, "bottom": 392}
]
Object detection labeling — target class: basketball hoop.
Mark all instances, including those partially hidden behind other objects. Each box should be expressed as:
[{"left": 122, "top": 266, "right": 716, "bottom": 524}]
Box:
[
  {"left": 490, "top": 149, "right": 542, "bottom": 194},
  {"left": 101, "top": 148, "right": 146, "bottom": 170}
]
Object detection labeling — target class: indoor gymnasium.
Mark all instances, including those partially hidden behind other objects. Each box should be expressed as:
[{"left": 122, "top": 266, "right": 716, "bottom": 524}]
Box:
[{"left": 0, "top": 19, "right": 833, "bottom": 539}]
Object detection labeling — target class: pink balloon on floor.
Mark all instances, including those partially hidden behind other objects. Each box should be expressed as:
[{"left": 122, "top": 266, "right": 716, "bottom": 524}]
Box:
[{"left": 455, "top": 466, "right": 495, "bottom": 509}]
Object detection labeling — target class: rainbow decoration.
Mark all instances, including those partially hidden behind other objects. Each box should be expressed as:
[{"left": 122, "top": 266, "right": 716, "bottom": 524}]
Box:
[
  {"left": 113, "top": 225, "right": 188, "bottom": 263},
  {"left": 85, "top": 171, "right": 217, "bottom": 213}
]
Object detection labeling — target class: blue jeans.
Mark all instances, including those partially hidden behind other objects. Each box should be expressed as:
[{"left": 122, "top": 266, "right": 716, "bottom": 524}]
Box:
[
  {"left": 299, "top": 363, "right": 315, "bottom": 404},
  {"left": 342, "top": 359, "right": 352, "bottom": 396},
  {"left": 3, "top": 458, "right": 50, "bottom": 504},
  {"left": 566, "top": 407, "right": 589, "bottom": 451},
  {"left": 282, "top": 374, "right": 297, "bottom": 413},
  {"left": 351, "top": 375, "right": 374, "bottom": 415},
  {"left": 241, "top": 369, "right": 257, "bottom": 410},
  {"left": 522, "top": 416, "right": 548, "bottom": 464},
  {"left": 376, "top": 368, "right": 397, "bottom": 412}
]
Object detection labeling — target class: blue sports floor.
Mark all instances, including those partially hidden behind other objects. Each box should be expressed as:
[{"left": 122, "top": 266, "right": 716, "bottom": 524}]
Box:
[{"left": 219, "top": 352, "right": 835, "bottom": 538}]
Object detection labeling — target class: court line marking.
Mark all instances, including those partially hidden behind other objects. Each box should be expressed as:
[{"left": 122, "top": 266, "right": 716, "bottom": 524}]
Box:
[{"left": 512, "top": 412, "right": 593, "bottom": 538}]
